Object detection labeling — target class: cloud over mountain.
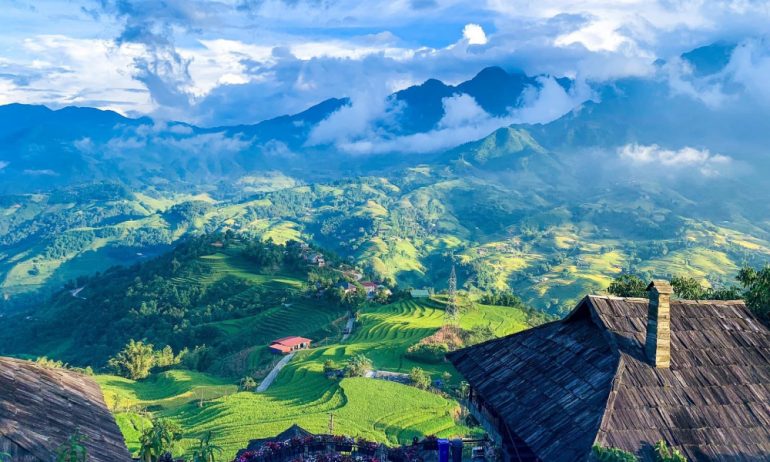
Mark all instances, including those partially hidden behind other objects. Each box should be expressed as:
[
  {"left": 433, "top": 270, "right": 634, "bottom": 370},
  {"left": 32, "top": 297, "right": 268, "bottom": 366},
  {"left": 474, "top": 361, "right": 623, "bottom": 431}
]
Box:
[{"left": 3, "top": 1, "right": 770, "bottom": 125}]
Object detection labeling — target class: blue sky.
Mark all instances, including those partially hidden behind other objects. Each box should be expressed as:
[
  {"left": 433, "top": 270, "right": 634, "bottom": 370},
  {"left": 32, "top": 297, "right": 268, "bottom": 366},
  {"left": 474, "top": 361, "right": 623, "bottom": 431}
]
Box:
[{"left": 2, "top": 0, "right": 770, "bottom": 126}]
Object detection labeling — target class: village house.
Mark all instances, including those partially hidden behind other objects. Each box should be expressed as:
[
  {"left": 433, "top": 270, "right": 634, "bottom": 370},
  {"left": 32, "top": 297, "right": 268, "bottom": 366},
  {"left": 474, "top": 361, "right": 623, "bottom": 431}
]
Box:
[
  {"left": 0, "top": 356, "right": 132, "bottom": 462},
  {"left": 448, "top": 280, "right": 770, "bottom": 462},
  {"left": 361, "top": 281, "right": 378, "bottom": 297},
  {"left": 410, "top": 288, "right": 431, "bottom": 298},
  {"left": 269, "top": 336, "right": 312, "bottom": 354}
]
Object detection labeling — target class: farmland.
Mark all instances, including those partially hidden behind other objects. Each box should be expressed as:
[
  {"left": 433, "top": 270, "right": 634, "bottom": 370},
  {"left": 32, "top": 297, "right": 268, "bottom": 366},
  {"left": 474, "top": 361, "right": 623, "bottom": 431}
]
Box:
[{"left": 97, "top": 297, "right": 534, "bottom": 458}]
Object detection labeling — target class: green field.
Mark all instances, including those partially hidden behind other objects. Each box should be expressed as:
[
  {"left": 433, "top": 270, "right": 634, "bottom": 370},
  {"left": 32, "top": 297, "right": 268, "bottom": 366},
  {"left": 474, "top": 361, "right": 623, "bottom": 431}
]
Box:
[{"left": 98, "top": 297, "right": 532, "bottom": 458}]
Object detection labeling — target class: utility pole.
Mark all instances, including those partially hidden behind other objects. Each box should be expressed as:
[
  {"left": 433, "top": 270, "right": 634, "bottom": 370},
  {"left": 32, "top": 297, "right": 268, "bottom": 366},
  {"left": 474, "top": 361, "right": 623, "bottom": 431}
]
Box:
[
  {"left": 328, "top": 412, "right": 335, "bottom": 435},
  {"left": 446, "top": 263, "right": 458, "bottom": 323}
]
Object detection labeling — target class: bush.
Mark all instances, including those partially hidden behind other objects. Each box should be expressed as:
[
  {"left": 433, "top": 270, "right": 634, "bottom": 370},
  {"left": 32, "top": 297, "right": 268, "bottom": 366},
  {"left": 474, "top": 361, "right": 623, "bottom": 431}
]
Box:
[
  {"left": 240, "top": 377, "right": 257, "bottom": 391},
  {"left": 405, "top": 343, "right": 449, "bottom": 364},
  {"left": 654, "top": 441, "right": 687, "bottom": 462},
  {"left": 409, "top": 367, "right": 431, "bottom": 390},
  {"left": 56, "top": 429, "right": 89, "bottom": 462},
  {"left": 592, "top": 445, "right": 638, "bottom": 462},
  {"left": 345, "top": 354, "right": 372, "bottom": 377}
]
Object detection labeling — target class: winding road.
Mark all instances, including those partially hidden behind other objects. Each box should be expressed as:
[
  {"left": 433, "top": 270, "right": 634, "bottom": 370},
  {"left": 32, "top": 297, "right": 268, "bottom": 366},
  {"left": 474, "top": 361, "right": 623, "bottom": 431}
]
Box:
[{"left": 257, "top": 352, "right": 296, "bottom": 392}]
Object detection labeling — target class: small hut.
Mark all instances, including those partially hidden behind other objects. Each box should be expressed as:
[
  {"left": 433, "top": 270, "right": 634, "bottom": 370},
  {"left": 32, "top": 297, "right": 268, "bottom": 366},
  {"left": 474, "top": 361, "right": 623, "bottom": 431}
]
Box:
[
  {"left": 0, "top": 356, "right": 132, "bottom": 462},
  {"left": 269, "top": 336, "right": 312, "bottom": 354}
]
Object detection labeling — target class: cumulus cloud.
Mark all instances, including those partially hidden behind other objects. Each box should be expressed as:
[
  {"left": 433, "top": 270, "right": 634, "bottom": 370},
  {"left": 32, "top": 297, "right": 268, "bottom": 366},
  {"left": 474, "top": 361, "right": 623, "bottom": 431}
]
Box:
[
  {"left": 2, "top": 0, "right": 770, "bottom": 125},
  {"left": 462, "top": 24, "right": 487, "bottom": 45},
  {"left": 618, "top": 144, "right": 732, "bottom": 177}
]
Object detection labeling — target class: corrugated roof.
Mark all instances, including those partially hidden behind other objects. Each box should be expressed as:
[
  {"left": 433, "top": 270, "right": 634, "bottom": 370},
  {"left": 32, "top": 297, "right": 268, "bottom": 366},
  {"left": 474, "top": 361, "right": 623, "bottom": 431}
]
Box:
[
  {"left": 448, "top": 295, "right": 770, "bottom": 462},
  {"left": 0, "top": 356, "right": 132, "bottom": 462}
]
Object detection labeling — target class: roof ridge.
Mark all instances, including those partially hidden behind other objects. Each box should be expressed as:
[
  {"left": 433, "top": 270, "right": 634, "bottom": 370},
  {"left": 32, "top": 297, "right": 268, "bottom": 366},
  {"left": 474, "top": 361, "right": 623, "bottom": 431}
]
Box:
[
  {"left": 593, "top": 353, "right": 629, "bottom": 451},
  {"left": 587, "top": 294, "right": 746, "bottom": 305}
]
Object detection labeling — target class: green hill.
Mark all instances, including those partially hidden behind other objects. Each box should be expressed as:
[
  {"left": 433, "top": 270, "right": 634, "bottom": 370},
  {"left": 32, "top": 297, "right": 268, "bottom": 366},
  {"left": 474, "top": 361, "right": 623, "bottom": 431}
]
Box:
[{"left": 96, "top": 297, "right": 537, "bottom": 459}]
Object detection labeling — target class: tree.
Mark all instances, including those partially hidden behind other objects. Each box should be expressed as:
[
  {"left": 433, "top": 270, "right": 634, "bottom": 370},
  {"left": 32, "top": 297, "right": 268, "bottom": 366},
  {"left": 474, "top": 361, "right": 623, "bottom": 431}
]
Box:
[
  {"left": 139, "top": 419, "right": 180, "bottom": 462},
  {"left": 240, "top": 376, "right": 257, "bottom": 391},
  {"left": 108, "top": 339, "right": 157, "bottom": 380},
  {"left": 607, "top": 274, "right": 647, "bottom": 297},
  {"left": 155, "top": 345, "right": 177, "bottom": 368},
  {"left": 56, "top": 429, "right": 89, "bottom": 462},
  {"left": 737, "top": 265, "right": 770, "bottom": 322},
  {"left": 670, "top": 276, "right": 707, "bottom": 300},
  {"left": 345, "top": 354, "right": 372, "bottom": 377},
  {"left": 409, "top": 367, "right": 431, "bottom": 390},
  {"left": 191, "top": 431, "right": 223, "bottom": 462}
]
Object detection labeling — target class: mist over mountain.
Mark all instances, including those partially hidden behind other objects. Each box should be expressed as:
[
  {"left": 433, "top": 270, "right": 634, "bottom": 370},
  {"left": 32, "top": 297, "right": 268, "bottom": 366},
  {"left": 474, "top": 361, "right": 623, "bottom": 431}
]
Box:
[{"left": 2, "top": 43, "right": 770, "bottom": 306}]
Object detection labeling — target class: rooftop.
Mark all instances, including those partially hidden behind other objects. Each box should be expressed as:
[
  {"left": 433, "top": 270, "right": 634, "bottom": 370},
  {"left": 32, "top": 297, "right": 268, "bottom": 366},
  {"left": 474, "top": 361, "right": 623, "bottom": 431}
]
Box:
[
  {"left": 0, "top": 356, "right": 132, "bottom": 462},
  {"left": 448, "top": 294, "right": 770, "bottom": 461}
]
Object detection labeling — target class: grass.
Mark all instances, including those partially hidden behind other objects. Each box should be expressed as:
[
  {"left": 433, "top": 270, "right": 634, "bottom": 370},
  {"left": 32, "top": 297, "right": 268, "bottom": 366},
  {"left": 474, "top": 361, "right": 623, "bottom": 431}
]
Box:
[{"left": 98, "top": 297, "right": 530, "bottom": 459}]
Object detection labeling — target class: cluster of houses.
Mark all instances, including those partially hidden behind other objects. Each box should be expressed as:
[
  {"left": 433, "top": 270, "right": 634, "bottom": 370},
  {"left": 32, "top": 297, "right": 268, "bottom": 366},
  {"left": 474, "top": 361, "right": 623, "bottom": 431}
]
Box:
[
  {"left": 298, "top": 243, "right": 326, "bottom": 267},
  {"left": 340, "top": 280, "right": 391, "bottom": 299}
]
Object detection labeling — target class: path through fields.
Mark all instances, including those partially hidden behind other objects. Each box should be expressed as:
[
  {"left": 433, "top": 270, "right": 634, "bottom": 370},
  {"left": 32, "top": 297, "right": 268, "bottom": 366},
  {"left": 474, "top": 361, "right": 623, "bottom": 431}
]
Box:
[
  {"left": 257, "top": 352, "right": 296, "bottom": 392},
  {"left": 341, "top": 316, "right": 355, "bottom": 341}
]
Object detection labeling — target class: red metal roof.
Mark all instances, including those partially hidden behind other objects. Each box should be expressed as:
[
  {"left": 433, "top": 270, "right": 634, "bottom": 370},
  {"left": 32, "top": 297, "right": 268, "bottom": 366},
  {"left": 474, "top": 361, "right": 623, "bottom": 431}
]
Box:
[
  {"left": 269, "top": 343, "right": 293, "bottom": 353},
  {"left": 271, "top": 336, "right": 312, "bottom": 347}
]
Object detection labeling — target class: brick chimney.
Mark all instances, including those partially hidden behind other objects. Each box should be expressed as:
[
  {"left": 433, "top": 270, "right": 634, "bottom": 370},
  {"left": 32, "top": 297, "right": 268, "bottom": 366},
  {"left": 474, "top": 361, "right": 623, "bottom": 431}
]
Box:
[{"left": 645, "top": 280, "right": 673, "bottom": 368}]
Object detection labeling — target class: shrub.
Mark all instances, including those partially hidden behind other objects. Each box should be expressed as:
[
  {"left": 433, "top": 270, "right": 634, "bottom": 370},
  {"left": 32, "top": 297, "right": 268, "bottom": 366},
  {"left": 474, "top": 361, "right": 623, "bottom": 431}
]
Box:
[
  {"left": 240, "top": 376, "right": 257, "bottom": 391},
  {"left": 405, "top": 343, "right": 449, "bottom": 364},
  {"left": 409, "top": 367, "right": 431, "bottom": 390},
  {"left": 592, "top": 445, "right": 638, "bottom": 462},
  {"left": 55, "top": 429, "right": 89, "bottom": 462},
  {"left": 345, "top": 354, "right": 372, "bottom": 377},
  {"left": 191, "top": 431, "right": 223, "bottom": 462},
  {"left": 654, "top": 441, "right": 687, "bottom": 462},
  {"left": 138, "top": 418, "right": 180, "bottom": 462}
]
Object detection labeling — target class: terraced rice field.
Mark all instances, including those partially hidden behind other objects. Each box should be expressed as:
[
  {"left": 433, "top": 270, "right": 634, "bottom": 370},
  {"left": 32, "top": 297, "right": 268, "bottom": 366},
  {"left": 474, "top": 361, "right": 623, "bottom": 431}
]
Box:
[{"left": 100, "top": 297, "right": 530, "bottom": 459}]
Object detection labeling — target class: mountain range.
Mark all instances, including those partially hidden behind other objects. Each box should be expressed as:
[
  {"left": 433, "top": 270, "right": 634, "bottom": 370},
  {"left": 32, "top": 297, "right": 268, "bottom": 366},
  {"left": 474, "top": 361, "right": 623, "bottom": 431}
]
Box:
[{"left": 1, "top": 42, "right": 770, "bottom": 312}]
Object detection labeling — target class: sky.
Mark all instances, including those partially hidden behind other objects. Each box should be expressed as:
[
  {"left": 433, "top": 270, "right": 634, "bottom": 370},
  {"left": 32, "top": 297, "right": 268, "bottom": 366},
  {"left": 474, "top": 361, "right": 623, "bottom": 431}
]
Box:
[{"left": 1, "top": 0, "right": 770, "bottom": 126}]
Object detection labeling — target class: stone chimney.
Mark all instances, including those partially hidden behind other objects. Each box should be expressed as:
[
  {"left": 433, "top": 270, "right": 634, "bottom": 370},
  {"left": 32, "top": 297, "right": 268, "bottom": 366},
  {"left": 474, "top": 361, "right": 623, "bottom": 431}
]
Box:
[{"left": 645, "top": 280, "right": 673, "bottom": 368}]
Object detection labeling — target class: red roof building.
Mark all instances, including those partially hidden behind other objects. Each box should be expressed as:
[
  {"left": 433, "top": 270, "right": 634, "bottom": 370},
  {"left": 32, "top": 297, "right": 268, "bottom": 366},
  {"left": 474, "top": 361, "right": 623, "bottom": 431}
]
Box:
[{"left": 269, "top": 336, "right": 312, "bottom": 354}]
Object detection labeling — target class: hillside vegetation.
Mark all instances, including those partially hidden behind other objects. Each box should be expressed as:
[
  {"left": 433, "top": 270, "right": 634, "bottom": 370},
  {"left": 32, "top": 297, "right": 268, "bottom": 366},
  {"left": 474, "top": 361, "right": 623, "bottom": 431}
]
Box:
[{"left": 96, "top": 295, "right": 539, "bottom": 459}]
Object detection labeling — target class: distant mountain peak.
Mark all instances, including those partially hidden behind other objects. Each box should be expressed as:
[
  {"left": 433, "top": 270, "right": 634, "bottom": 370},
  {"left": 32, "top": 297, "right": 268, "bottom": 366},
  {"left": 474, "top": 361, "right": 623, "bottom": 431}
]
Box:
[{"left": 681, "top": 42, "right": 736, "bottom": 77}]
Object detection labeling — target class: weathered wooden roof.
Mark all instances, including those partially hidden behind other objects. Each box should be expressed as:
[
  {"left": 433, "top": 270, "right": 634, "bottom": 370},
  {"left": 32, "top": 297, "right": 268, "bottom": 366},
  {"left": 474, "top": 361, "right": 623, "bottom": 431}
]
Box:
[
  {"left": 0, "top": 356, "right": 132, "bottom": 462},
  {"left": 448, "top": 296, "right": 770, "bottom": 462}
]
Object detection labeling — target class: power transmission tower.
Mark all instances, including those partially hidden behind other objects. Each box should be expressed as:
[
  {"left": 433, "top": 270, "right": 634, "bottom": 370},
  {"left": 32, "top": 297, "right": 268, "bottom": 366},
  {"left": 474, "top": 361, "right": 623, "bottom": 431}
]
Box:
[{"left": 446, "top": 264, "right": 458, "bottom": 323}]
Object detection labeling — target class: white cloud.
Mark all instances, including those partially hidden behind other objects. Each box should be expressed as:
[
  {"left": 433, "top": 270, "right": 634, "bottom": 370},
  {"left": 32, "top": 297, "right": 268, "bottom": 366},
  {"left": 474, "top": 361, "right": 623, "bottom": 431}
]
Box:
[
  {"left": 725, "top": 39, "right": 770, "bottom": 105},
  {"left": 463, "top": 24, "right": 487, "bottom": 45},
  {"left": 23, "top": 169, "right": 58, "bottom": 176},
  {"left": 3, "top": 0, "right": 770, "bottom": 125},
  {"left": 0, "top": 161, "right": 8, "bottom": 170},
  {"left": 311, "top": 78, "right": 592, "bottom": 155},
  {"left": 618, "top": 143, "right": 732, "bottom": 176}
]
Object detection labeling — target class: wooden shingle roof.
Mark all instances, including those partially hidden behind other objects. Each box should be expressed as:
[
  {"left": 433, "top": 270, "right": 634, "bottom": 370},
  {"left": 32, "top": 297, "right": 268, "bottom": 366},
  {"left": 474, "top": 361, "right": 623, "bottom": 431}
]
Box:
[
  {"left": 448, "top": 296, "right": 770, "bottom": 462},
  {"left": 0, "top": 356, "right": 132, "bottom": 462}
]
